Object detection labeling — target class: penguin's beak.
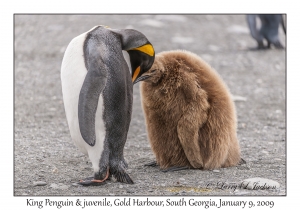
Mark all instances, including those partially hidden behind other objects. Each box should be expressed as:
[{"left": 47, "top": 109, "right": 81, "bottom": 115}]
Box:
[
  {"left": 132, "top": 66, "right": 152, "bottom": 84},
  {"left": 132, "top": 66, "right": 141, "bottom": 83},
  {"left": 133, "top": 74, "right": 151, "bottom": 84}
]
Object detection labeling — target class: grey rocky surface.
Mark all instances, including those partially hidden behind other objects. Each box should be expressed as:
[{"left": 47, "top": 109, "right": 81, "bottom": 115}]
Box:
[{"left": 14, "top": 14, "right": 286, "bottom": 196}]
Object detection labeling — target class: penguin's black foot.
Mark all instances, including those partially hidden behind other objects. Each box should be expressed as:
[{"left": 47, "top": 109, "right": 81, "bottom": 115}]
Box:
[
  {"left": 274, "top": 45, "right": 284, "bottom": 49},
  {"left": 161, "top": 166, "right": 190, "bottom": 172},
  {"left": 271, "top": 41, "right": 284, "bottom": 49},
  {"left": 77, "top": 176, "right": 107, "bottom": 186},
  {"left": 248, "top": 46, "right": 268, "bottom": 51},
  {"left": 144, "top": 161, "right": 158, "bottom": 167},
  {"left": 78, "top": 167, "right": 110, "bottom": 186},
  {"left": 112, "top": 171, "right": 134, "bottom": 184}
]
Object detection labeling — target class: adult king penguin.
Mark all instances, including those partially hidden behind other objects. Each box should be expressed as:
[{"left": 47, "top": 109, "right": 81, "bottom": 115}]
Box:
[{"left": 61, "top": 25, "right": 155, "bottom": 185}]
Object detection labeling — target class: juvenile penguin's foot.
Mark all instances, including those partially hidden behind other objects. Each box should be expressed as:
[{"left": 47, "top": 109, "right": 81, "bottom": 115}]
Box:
[
  {"left": 78, "top": 167, "right": 110, "bottom": 186},
  {"left": 161, "top": 166, "right": 190, "bottom": 172},
  {"left": 144, "top": 161, "right": 158, "bottom": 167}
]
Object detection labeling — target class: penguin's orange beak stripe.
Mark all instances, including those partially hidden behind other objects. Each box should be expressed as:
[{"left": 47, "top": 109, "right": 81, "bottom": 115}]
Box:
[
  {"left": 132, "top": 66, "right": 141, "bottom": 83},
  {"left": 132, "top": 44, "right": 154, "bottom": 56}
]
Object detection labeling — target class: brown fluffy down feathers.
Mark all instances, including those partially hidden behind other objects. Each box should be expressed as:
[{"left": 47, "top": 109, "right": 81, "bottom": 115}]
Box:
[{"left": 140, "top": 50, "right": 241, "bottom": 170}]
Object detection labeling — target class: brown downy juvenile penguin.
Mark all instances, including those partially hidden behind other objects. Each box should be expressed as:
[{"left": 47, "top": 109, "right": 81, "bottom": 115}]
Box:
[{"left": 140, "top": 50, "right": 241, "bottom": 172}]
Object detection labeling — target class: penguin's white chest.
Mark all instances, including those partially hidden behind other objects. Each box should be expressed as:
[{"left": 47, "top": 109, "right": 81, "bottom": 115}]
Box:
[{"left": 61, "top": 30, "right": 105, "bottom": 172}]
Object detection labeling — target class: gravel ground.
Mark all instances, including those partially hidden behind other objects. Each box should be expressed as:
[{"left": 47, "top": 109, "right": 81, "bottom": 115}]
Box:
[{"left": 14, "top": 14, "right": 286, "bottom": 196}]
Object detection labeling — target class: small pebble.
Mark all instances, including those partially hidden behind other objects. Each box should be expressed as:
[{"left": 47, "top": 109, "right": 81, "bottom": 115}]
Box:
[
  {"left": 226, "top": 25, "right": 249, "bottom": 34},
  {"left": 256, "top": 78, "right": 263, "bottom": 84},
  {"left": 213, "top": 170, "right": 220, "bottom": 173},
  {"left": 208, "top": 45, "right": 220, "bottom": 52},
  {"left": 50, "top": 183, "right": 58, "bottom": 188},
  {"left": 179, "top": 178, "right": 185, "bottom": 181},
  {"left": 232, "top": 95, "right": 247, "bottom": 102},
  {"left": 119, "top": 185, "right": 123, "bottom": 189},
  {"left": 33, "top": 181, "right": 47, "bottom": 186},
  {"left": 126, "top": 189, "right": 134, "bottom": 193},
  {"left": 50, "top": 183, "right": 69, "bottom": 190},
  {"left": 275, "top": 64, "right": 281, "bottom": 70}
]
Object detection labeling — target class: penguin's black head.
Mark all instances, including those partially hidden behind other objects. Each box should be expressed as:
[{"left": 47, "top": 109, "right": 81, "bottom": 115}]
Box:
[{"left": 127, "top": 43, "right": 155, "bottom": 84}]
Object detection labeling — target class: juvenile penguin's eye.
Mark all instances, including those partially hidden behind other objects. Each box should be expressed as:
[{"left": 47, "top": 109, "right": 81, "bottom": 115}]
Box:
[{"left": 150, "top": 69, "right": 157, "bottom": 73}]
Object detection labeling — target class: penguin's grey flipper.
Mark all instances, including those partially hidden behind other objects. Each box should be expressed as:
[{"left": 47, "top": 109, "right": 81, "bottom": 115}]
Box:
[
  {"left": 161, "top": 166, "right": 190, "bottom": 172},
  {"left": 78, "top": 43, "right": 108, "bottom": 146}
]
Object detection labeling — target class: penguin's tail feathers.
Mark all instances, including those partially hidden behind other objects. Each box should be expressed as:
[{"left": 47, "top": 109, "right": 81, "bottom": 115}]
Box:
[{"left": 113, "top": 171, "right": 134, "bottom": 184}]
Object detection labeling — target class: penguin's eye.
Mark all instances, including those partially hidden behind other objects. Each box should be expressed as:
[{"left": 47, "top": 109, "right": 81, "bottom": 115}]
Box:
[{"left": 150, "top": 69, "right": 157, "bottom": 73}]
